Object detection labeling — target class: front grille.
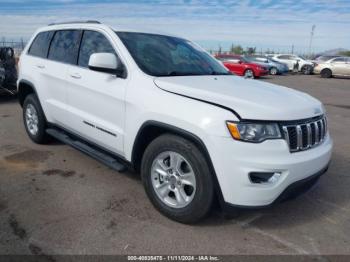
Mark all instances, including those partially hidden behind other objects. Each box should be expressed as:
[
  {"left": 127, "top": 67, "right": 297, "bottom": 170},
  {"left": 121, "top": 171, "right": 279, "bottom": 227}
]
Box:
[{"left": 282, "top": 115, "right": 327, "bottom": 152}]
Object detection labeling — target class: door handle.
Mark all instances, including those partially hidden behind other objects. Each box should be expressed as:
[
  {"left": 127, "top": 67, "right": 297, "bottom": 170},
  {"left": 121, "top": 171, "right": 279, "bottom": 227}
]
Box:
[
  {"left": 36, "top": 64, "right": 45, "bottom": 69},
  {"left": 70, "top": 73, "right": 81, "bottom": 79}
]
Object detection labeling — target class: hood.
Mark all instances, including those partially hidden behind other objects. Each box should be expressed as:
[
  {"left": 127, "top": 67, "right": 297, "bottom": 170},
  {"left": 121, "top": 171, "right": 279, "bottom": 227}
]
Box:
[{"left": 154, "top": 75, "right": 323, "bottom": 121}]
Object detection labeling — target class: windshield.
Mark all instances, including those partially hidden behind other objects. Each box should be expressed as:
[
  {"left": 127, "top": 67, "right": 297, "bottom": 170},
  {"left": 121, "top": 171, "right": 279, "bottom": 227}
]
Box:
[{"left": 116, "top": 32, "right": 230, "bottom": 77}]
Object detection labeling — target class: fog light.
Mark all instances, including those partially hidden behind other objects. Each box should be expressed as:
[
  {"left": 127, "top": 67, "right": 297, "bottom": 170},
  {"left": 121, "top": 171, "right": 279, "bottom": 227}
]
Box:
[
  {"left": 267, "top": 172, "right": 282, "bottom": 184},
  {"left": 249, "top": 172, "right": 282, "bottom": 184}
]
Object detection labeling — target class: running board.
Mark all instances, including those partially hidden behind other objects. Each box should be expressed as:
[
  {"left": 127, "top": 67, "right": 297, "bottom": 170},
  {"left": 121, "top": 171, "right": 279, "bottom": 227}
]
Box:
[{"left": 46, "top": 128, "right": 127, "bottom": 172}]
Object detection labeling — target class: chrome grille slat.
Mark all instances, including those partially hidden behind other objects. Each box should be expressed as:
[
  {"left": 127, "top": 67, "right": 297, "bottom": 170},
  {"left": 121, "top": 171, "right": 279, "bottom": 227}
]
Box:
[
  {"left": 306, "top": 124, "right": 312, "bottom": 148},
  {"left": 319, "top": 120, "right": 324, "bottom": 141},
  {"left": 282, "top": 116, "right": 327, "bottom": 153},
  {"left": 314, "top": 121, "right": 319, "bottom": 144},
  {"left": 296, "top": 125, "right": 302, "bottom": 150}
]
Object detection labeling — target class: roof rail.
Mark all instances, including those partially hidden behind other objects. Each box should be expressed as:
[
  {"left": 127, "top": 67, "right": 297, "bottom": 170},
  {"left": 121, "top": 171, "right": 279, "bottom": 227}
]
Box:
[{"left": 48, "top": 20, "right": 101, "bottom": 26}]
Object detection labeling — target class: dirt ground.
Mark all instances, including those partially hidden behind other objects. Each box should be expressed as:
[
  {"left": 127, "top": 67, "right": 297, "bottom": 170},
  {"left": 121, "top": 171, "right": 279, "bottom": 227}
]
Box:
[{"left": 0, "top": 74, "right": 349, "bottom": 256}]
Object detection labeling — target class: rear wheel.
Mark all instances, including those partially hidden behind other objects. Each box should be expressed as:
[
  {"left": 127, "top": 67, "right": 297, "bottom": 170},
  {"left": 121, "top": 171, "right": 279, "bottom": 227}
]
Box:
[
  {"left": 141, "top": 134, "right": 214, "bottom": 224},
  {"left": 244, "top": 69, "right": 254, "bottom": 79},
  {"left": 23, "top": 94, "right": 50, "bottom": 144},
  {"left": 320, "top": 68, "right": 332, "bottom": 78},
  {"left": 269, "top": 67, "right": 278, "bottom": 75}
]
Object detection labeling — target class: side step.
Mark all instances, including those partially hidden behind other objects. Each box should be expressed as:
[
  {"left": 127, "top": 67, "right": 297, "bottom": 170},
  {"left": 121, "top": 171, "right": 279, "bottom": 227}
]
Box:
[{"left": 46, "top": 128, "right": 127, "bottom": 172}]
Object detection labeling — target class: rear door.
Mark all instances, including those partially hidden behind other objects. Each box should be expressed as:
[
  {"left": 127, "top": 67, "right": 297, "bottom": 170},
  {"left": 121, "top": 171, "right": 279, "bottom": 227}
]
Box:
[
  {"left": 45, "top": 29, "right": 82, "bottom": 126},
  {"left": 330, "top": 57, "right": 347, "bottom": 75},
  {"left": 65, "top": 30, "right": 128, "bottom": 155},
  {"left": 276, "top": 55, "right": 294, "bottom": 70},
  {"left": 23, "top": 31, "right": 55, "bottom": 120}
]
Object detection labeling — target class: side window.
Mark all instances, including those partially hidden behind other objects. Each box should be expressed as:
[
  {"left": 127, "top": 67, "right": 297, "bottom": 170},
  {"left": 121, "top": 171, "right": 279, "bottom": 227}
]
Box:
[
  {"left": 278, "top": 55, "right": 290, "bottom": 60},
  {"left": 332, "top": 58, "right": 345, "bottom": 63},
  {"left": 28, "top": 31, "right": 54, "bottom": 58},
  {"left": 78, "top": 31, "right": 116, "bottom": 68},
  {"left": 48, "top": 30, "right": 81, "bottom": 64}
]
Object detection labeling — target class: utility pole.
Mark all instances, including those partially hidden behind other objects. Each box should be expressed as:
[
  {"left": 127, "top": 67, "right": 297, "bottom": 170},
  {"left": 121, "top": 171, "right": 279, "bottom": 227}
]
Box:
[
  {"left": 291, "top": 44, "right": 294, "bottom": 54},
  {"left": 308, "top": 25, "right": 316, "bottom": 58}
]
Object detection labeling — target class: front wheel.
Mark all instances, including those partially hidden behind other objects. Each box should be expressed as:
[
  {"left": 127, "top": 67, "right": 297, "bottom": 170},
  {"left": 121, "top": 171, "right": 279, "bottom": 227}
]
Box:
[
  {"left": 320, "top": 68, "right": 332, "bottom": 78},
  {"left": 141, "top": 134, "right": 214, "bottom": 224},
  {"left": 244, "top": 69, "right": 254, "bottom": 79},
  {"left": 301, "top": 65, "right": 312, "bottom": 75},
  {"left": 269, "top": 67, "right": 278, "bottom": 75}
]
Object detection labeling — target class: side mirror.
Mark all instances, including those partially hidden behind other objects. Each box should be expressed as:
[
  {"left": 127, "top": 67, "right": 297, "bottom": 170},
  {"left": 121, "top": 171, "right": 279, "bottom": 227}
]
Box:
[
  {"left": 88, "top": 53, "right": 120, "bottom": 75},
  {"left": 238, "top": 60, "right": 243, "bottom": 64}
]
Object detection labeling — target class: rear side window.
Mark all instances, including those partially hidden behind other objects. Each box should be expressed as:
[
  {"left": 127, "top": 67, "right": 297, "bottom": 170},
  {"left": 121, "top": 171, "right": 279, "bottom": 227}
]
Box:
[
  {"left": 28, "top": 31, "right": 54, "bottom": 58},
  {"left": 277, "top": 55, "right": 290, "bottom": 60},
  {"left": 78, "top": 30, "right": 116, "bottom": 68},
  {"left": 332, "top": 57, "right": 345, "bottom": 63},
  {"left": 48, "top": 30, "right": 81, "bottom": 64}
]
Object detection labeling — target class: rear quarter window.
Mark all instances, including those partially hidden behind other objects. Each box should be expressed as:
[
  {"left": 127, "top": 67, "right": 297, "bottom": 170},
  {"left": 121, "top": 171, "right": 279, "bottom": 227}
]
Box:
[
  {"left": 48, "top": 30, "right": 81, "bottom": 64},
  {"left": 28, "top": 31, "right": 54, "bottom": 58}
]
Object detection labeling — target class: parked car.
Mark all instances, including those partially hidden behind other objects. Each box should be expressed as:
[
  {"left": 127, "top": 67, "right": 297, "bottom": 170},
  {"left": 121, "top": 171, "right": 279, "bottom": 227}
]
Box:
[
  {"left": 313, "top": 55, "right": 341, "bottom": 63},
  {"left": 215, "top": 54, "right": 269, "bottom": 78},
  {"left": 18, "top": 21, "right": 332, "bottom": 223},
  {"left": 270, "top": 54, "right": 314, "bottom": 74},
  {"left": 0, "top": 47, "right": 17, "bottom": 95},
  {"left": 314, "top": 57, "right": 350, "bottom": 78},
  {"left": 245, "top": 55, "right": 289, "bottom": 75}
]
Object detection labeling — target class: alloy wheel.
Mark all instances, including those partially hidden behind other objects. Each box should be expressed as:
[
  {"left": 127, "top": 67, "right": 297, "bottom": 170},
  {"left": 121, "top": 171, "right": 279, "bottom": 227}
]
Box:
[{"left": 151, "top": 151, "right": 196, "bottom": 208}]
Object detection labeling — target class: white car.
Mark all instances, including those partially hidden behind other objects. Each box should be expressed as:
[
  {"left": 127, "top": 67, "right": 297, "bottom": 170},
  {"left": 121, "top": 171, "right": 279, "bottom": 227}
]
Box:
[
  {"left": 270, "top": 54, "right": 314, "bottom": 74},
  {"left": 18, "top": 21, "right": 333, "bottom": 223}
]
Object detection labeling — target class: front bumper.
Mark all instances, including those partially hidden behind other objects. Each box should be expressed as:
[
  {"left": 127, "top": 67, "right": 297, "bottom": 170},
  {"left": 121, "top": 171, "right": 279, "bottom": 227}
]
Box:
[{"left": 207, "top": 133, "right": 333, "bottom": 207}]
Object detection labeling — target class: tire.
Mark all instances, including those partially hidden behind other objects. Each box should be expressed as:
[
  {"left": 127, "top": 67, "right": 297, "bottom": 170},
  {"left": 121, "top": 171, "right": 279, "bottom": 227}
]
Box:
[
  {"left": 244, "top": 69, "right": 254, "bottom": 79},
  {"left": 320, "top": 68, "right": 332, "bottom": 78},
  {"left": 301, "top": 65, "right": 312, "bottom": 75},
  {"left": 141, "top": 134, "right": 214, "bottom": 224},
  {"left": 269, "top": 67, "right": 278, "bottom": 75},
  {"left": 23, "top": 94, "right": 50, "bottom": 144}
]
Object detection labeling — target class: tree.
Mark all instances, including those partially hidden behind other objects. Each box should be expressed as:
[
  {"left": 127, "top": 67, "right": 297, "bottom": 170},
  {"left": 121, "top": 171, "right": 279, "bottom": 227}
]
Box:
[
  {"left": 230, "top": 44, "right": 243, "bottom": 54},
  {"left": 338, "top": 50, "right": 350, "bottom": 56},
  {"left": 245, "top": 47, "right": 256, "bottom": 55}
]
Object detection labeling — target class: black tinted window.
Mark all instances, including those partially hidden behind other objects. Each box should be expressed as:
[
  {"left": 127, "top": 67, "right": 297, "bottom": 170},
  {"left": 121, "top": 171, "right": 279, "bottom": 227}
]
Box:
[
  {"left": 278, "top": 55, "right": 290, "bottom": 60},
  {"left": 78, "top": 31, "right": 116, "bottom": 68},
  {"left": 332, "top": 57, "right": 345, "bottom": 62},
  {"left": 28, "top": 31, "right": 54, "bottom": 58},
  {"left": 48, "top": 30, "right": 81, "bottom": 64}
]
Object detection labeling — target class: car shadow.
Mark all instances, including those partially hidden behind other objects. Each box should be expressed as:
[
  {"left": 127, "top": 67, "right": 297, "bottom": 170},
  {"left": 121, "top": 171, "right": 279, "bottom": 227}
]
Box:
[{"left": 0, "top": 93, "right": 18, "bottom": 104}]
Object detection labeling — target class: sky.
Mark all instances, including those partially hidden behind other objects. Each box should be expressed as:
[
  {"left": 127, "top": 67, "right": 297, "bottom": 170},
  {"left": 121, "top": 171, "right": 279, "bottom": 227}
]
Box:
[{"left": 0, "top": 0, "right": 349, "bottom": 54}]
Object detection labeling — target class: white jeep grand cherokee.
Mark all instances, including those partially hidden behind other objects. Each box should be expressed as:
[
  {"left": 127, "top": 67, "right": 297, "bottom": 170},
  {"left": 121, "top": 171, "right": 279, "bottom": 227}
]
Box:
[{"left": 18, "top": 21, "right": 333, "bottom": 223}]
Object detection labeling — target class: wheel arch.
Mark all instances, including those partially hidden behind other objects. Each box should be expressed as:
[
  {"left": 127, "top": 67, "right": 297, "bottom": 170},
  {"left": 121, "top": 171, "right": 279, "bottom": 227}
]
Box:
[
  {"left": 131, "top": 120, "right": 225, "bottom": 204},
  {"left": 18, "top": 80, "right": 38, "bottom": 107}
]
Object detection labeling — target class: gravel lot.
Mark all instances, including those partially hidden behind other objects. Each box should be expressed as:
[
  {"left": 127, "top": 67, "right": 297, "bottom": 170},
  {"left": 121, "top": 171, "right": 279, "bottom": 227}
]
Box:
[{"left": 0, "top": 74, "right": 349, "bottom": 256}]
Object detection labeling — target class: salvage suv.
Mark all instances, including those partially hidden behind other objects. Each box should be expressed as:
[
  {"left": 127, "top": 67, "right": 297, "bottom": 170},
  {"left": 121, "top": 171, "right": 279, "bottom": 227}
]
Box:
[{"left": 18, "top": 21, "right": 333, "bottom": 223}]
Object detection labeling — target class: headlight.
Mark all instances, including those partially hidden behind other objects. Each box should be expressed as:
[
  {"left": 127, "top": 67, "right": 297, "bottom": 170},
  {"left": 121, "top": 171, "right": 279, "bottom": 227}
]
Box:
[{"left": 226, "top": 122, "right": 282, "bottom": 143}]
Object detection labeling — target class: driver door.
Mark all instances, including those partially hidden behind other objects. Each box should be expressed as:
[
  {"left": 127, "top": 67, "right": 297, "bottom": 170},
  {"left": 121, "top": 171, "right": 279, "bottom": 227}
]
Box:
[{"left": 66, "top": 30, "right": 128, "bottom": 156}]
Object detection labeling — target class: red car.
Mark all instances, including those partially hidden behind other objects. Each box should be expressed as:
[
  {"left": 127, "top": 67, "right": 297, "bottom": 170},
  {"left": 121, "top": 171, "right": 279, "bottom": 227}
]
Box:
[{"left": 215, "top": 54, "right": 269, "bottom": 78}]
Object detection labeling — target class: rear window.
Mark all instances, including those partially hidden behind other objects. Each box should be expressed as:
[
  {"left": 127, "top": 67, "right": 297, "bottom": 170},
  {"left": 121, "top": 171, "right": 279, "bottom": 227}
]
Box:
[
  {"left": 48, "top": 30, "right": 81, "bottom": 64},
  {"left": 28, "top": 31, "right": 54, "bottom": 58}
]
